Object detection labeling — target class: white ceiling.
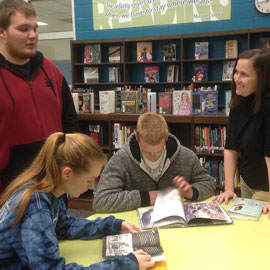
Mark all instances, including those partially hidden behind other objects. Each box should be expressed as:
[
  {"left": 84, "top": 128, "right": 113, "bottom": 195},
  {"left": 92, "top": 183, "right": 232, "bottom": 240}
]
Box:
[{"left": 30, "top": 0, "right": 73, "bottom": 33}]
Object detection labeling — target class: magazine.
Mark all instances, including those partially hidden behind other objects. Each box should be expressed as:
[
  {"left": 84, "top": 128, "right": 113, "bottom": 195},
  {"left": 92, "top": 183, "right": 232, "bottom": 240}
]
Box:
[
  {"left": 228, "top": 198, "right": 264, "bottom": 221},
  {"left": 102, "top": 230, "right": 167, "bottom": 269},
  {"left": 192, "top": 63, "right": 208, "bottom": 82},
  {"left": 137, "top": 42, "right": 152, "bottom": 62},
  {"left": 222, "top": 61, "right": 235, "bottom": 81},
  {"left": 194, "top": 42, "right": 209, "bottom": 60},
  {"left": 84, "top": 44, "right": 101, "bottom": 64},
  {"left": 137, "top": 187, "right": 232, "bottom": 229},
  {"left": 109, "top": 46, "right": 121, "bottom": 63},
  {"left": 200, "top": 90, "right": 218, "bottom": 115},
  {"left": 163, "top": 44, "right": 176, "bottom": 61},
  {"left": 144, "top": 66, "right": 159, "bottom": 83}
]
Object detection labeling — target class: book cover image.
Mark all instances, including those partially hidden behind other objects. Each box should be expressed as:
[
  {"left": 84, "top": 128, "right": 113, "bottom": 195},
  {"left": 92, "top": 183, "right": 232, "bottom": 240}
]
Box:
[
  {"left": 192, "top": 92, "right": 201, "bottom": 113},
  {"left": 144, "top": 66, "right": 159, "bottom": 83},
  {"left": 137, "top": 42, "right": 152, "bottom": 62},
  {"left": 163, "top": 44, "right": 176, "bottom": 61},
  {"left": 173, "top": 90, "right": 192, "bottom": 115},
  {"left": 225, "top": 40, "right": 238, "bottom": 59},
  {"left": 84, "top": 67, "right": 99, "bottom": 83},
  {"left": 192, "top": 63, "right": 208, "bottom": 82},
  {"left": 194, "top": 42, "right": 209, "bottom": 60},
  {"left": 121, "top": 91, "right": 138, "bottom": 113},
  {"left": 228, "top": 198, "right": 264, "bottom": 221},
  {"left": 84, "top": 44, "right": 101, "bottom": 64},
  {"left": 159, "top": 92, "right": 172, "bottom": 114},
  {"left": 201, "top": 90, "right": 218, "bottom": 115},
  {"left": 167, "top": 65, "right": 174, "bottom": 82},
  {"left": 222, "top": 61, "right": 235, "bottom": 81},
  {"left": 109, "top": 46, "right": 121, "bottom": 63}
]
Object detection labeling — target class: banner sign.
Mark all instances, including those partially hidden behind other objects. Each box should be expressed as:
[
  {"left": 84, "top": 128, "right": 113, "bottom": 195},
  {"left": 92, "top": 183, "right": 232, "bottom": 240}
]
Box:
[{"left": 93, "top": 0, "right": 231, "bottom": 30}]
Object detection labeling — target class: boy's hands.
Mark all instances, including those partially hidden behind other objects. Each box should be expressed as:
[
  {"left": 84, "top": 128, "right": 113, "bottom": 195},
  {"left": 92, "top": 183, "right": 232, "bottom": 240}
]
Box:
[
  {"left": 133, "top": 250, "right": 155, "bottom": 270},
  {"left": 173, "top": 176, "right": 193, "bottom": 199}
]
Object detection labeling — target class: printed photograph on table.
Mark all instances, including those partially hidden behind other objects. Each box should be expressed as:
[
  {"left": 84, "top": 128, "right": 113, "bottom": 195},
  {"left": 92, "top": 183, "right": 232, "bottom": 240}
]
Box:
[{"left": 137, "top": 42, "right": 152, "bottom": 62}]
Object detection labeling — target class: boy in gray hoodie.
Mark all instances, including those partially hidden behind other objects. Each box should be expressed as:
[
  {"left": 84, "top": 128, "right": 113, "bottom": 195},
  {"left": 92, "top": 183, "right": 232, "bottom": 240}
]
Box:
[{"left": 93, "top": 113, "right": 216, "bottom": 213}]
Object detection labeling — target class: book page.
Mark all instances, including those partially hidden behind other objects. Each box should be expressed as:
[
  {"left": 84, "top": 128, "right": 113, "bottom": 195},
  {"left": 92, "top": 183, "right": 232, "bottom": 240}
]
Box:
[
  {"left": 151, "top": 187, "right": 185, "bottom": 224},
  {"left": 104, "top": 233, "right": 133, "bottom": 258},
  {"left": 183, "top": 201, "right": 231, "bottom": 224},
  {"left": 103, "top": 230, "right": 163, "bottom": 259}
]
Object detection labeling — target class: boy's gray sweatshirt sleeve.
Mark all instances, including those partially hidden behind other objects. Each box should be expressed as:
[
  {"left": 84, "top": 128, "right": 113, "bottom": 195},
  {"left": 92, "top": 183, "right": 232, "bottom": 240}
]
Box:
[
  {"left": 93, "top": 153, "right": 143, "bottom": 213},
  {"left": 187, "top": 152, "right": 216, "bottom": 201}
]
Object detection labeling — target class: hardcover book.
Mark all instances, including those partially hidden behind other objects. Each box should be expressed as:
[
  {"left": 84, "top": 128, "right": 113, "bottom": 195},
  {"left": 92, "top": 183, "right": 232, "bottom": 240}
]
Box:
[
  {"left": 102, "top": 230, "right": 167, "bottom": 270},
  {"left": 162, "top": 44, "right": 176, "bottom": 61},
  {"left": 200, "top": 90, "right": 218, "bottom": 115},
  {"left": 159, "top": 92, "right": 172, "bottom": 114},
  {"left": 109, "top": 67, "right": 121, "bottom": 83},
  {"left": 222, "top": 61, "right": 235, "bottom": 81},
  {"left": 84, "top": 44, "right": 101, "bottom": 64},
  {"left": 144, "top": 66, "right": 159, "bottom": 83},
  {"left": 121, "top": 91, "right": 138, "bottom": 113},
  {"left": 147, "top": 92, "right": 157, "bottom": 113},
  {"left": 225, "top": 40, "right": 238, "bottom": 58},
  {"left": 167, "top": 65, "right": 174, "bottom": 82},
  {"left": 192, "top": 92, "right": 201, "bottom": 113},
  {"left": 137, "top": 187, "right": 232, "bottom": 229},
  {"left": 109, "top": 46, "right": 121, "bottom": 63},
  {"left": 89, "top": 124, "right": 103, "bottom": 146},
  {"left": 194, "top": 42, "right": 209, "bottom": 60},
  {"left": 228, "top": 198, "right": 264, "bottom": 221},
  {"left": 99, "top": 91, "right": 115, "bottom": 114},
  {"left": 84, "top": 67, "right": 99, "bottom": 83},
  {"left": 192, "top": 63, "right": 208, "bottom": 82},
  {"left": 173, "top": 90, "right": 192, "bottom": 115},
  {"left": 137, "top": 42, "right": 152, "bottom": 62}
]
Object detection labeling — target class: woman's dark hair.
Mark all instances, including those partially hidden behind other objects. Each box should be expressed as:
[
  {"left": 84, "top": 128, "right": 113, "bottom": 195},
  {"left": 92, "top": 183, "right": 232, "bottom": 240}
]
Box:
[{"left": 230, "top": 48, "right": 270, "bottom": 114}]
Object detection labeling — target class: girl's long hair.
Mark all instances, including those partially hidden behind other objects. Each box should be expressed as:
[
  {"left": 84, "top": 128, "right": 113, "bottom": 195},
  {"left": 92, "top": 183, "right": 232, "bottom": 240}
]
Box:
[{"left": 0, "top": 132, "right": 106, "bottom": 227}]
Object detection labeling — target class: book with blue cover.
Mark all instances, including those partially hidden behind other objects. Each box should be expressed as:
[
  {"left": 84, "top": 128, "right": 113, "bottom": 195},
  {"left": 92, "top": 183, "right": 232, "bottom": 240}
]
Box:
[
  {"left": 200, "top": 90, "right": 218, "bottom": 115},
  {"left": 228, "top": 198, "right": 264, "bottom": 221}
]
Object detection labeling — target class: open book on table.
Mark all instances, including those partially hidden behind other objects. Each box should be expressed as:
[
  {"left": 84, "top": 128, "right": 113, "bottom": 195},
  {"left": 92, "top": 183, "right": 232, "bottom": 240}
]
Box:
[
  {"left": 102, "top": 230, "right": 167, "bottom": 270},
  {"left": 137, "top": 187, "right": 232, "bottom": 229}
]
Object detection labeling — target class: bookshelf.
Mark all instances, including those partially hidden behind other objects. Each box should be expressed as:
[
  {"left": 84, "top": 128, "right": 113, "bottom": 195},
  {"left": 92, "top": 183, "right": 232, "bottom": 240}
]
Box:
[
  {"left": 69, "top": 28, "right": 269, "bottom": 209},
  {"left": 71, "top": 27, "right": 270, "bottom": 109}
]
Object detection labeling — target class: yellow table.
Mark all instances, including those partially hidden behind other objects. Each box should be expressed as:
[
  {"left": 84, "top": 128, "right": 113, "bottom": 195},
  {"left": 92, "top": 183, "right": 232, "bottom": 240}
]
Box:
[{"left": 60, "top": 203, "right": 270, "bottom": 270}]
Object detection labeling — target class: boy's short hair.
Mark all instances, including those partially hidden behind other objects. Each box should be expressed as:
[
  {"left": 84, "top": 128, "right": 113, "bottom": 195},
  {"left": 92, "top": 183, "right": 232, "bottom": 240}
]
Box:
[
  {"left": 136, "top": 113, "right": 169, "bottom": 145},
  {"left": 0, "top": 0, "right": 36, "bottom": 29}
]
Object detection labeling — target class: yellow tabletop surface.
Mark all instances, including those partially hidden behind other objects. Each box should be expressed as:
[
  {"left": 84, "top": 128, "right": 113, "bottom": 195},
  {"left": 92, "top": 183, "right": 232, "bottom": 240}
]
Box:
[{"left": 60, "top": 201, "right": 270, "bottom": 270}]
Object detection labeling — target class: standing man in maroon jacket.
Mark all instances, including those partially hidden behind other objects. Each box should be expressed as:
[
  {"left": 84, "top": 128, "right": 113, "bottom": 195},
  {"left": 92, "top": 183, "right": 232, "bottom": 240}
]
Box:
[{"left": 0, "top": 0, "right": 79, "bottom": 192}]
